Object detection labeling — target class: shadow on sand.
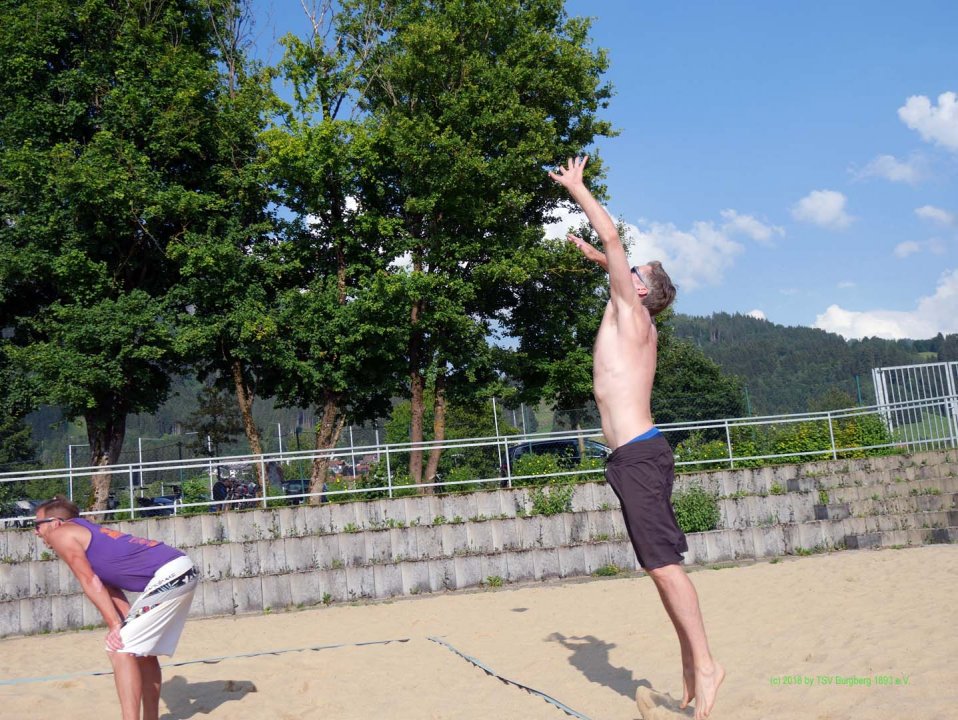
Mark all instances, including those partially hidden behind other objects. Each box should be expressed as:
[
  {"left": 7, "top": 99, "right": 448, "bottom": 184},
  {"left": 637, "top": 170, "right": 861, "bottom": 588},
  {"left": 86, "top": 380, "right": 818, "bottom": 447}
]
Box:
[{"left": 160, "top": 676, "right": 257, "bottom": 720}]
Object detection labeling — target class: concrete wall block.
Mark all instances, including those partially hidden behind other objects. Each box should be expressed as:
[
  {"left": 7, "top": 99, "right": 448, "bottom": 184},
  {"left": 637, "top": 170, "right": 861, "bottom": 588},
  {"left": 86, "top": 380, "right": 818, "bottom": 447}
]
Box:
[
  {"left": 592, "top": 482, "right": 619, "bottom": 510},
  {"left": 0, "top": 600, "right": 20, "bottom": 637},
  {"left": 441, "top": 495, "right": 477, "bottom": 524},
  {"left": 682, "top": 533, "right": 705, "bottom": 565},
  {"left": 81, "top": 593, "right": 101, "bottom": 627},
  {"left": 226, "top": 512, "right": 257, "bottom": 542},
  {"left": 186, "top": 583, "right": 205, "bottom": 617},
  {"left": 566, "top": 513, "right": 591, "bottom": 544},
  {"left": 518, "top": 515, "right": 544, "bottom": 549},
  {"left": 454, "top": 555, "right": 483, "bottom": 589},
  {"left": 50, "top": 594, "right": 85, "bottom": 633},
  {"left": 441, "top": 524, "right": 470, "bottom": 556},
  {"left": 20, "top": 597, "right": 53, "bottom": 635},
  {"left": 703, "top": 530, "right": 733, "bottom": 563},
  {"left": 479, "top": 554, "right": 508, "bottom": 583},
  {"left": 425, "top": 496, "right": 444, "bottom": 523},
  {"left": 389, "top": 527, "right": 419, "bottom": 563},
  {"left": 305, "top": 504, "right": 334, "bottom": 535},
  {"left": 557, "top": 545, "right": 587, "bottom": 578},
  {"left": 0, "top": 562, "right": 29, "bottom": 601},
  {"left": 474, "top": 491, "right": 502, "bottom": 520},
  {"left": 608, "top": 541, "right": 637, "bottom": 571},
  {"left": 29, "top": 561, "right": 60, "bottom": 597},
  {"left": 465, "top": 521, "right": 495, "bottom": 555},
  {"left": 232, "top": 576, "right": 263, "bottom": 615},
  {"left": 230, "top": 541, "right": 260, "bottom": 577},
  {"left": 329, "top": 503, "right": 360, "bottom": 533},
  {"left": 325, "top": 568, "right": 348, "bottom": 603},
  {"left": 401, "top": 560, "right": 430, "bottom": 596},
  {"left": 728, "top": 529, "right": 755, "bottom": 560},
  {"left": 402, "top": 497, "right": 429, "bottom": 527},
  {"left": 571, "top": 484, "right": 595, "bottom": 513},
  {"left": 289, "top": 571, "right": 325, "bottom": 608},
  {"left": 5, "top": 531, "right": 39, "bottom": 562},
  {"left": 314, "top": 534, "right": 341, "bottom": 570},
  {"left": 200, "top": 514, "right": 229, "bottom": 545},
  {"left": 278, "top": 507, "right": 308, "bottom": 539},
  {"left": 428, "top": 558, "right": 456, "bottom": 592},
  {"left": 123, "top": 519, "right": 150, "bottom": 540},
  {"left": 338, "top": 532, "right": 367, "bottom": 567},
  {"left": 365, "top": 530, "right": 393, "bottom": 566},
  {"left": 719, "top": 499, "right": 741, "bottom": 530},
  {"left": 172, "top": 516, "right": 203, "bottom": 549},
  {"left": 200, "top": 545, "right": 231, "bottom": 582},
  {"left": 359, "top": 499, "right": 387, "bottom": 528},
  {"left": 582, "top": 543, "right": 611, "bottom": 574},
  {"left": 493, "top": 519, "right": 521, "bottom": 552},
  {"left": 510, "top": 489, "right": 531, "bottom": 516},
  {"left": 539, "top": 514, "right": 568, "bottom": 548},
  {"left": 608, "top": 510, "right": 627, "bottom": 540},
  {"left": 533, "top": 548, "right": 560, "bottom": 581},
  {"left": 750, "top": 527, "right": 785, "bottom": 558},
  {"left": 284, "top": 536, "right": 316, "bottom": 573},
  {"left": 258, "top": 539, "right": 288, "bottom": 575},
  {"left": 506, "top": 550, "right": 535, "bottom": 583},
  {"left": 373, "top": 563, "right": 403, "bottom": 598},
  {"left": 587, "top": 511, "right": 614, "bottom": 541},
  {"left": 261, "top": 574, "right": 292, "bottom": 611},
  {"left": 415, "top": 525, "right": 443, "bottom": 560},
  {"left": 58, "top": 562, "right": 81, "bottom": 595}
]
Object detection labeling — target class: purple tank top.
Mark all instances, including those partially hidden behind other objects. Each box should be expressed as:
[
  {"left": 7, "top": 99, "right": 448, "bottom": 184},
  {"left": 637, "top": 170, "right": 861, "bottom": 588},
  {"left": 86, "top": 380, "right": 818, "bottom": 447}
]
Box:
[{"left": 71, "top": 518, "right": 183, "bottom": 592}]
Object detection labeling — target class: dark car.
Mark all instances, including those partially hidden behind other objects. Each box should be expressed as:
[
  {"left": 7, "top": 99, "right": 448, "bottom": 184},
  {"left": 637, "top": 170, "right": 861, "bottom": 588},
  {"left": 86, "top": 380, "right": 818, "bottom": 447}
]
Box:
[{"left": 501, "top": 438, "right": 611, "bottom": 476}]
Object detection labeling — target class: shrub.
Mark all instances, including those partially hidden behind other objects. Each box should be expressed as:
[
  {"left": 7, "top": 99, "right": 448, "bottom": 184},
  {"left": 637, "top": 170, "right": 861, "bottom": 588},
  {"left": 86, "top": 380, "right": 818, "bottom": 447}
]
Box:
[
  {"left": 530, "top": 480, "right": 575, "bottom": 516},
  {"left": 511, "top": 452, "right": 563, "bottom": 486},
  {"left": 671, "top": 484, "right": 720, "bottom": 533},
  {"left": 674, "top": 432, "right": 729, "bottom": 473}
]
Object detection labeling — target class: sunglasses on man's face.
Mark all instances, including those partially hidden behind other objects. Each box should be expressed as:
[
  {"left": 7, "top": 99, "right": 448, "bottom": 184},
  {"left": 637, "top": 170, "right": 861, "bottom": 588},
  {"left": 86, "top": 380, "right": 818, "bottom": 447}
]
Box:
[{"left": 34, "top": 518, "right": 60, "bottom": 527}]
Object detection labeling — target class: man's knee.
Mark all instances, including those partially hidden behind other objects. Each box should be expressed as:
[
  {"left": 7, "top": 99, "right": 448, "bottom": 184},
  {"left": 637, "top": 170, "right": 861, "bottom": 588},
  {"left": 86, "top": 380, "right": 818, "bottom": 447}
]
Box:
[{"left": 646, "top": 561, "right": 685, "bottom": 583}]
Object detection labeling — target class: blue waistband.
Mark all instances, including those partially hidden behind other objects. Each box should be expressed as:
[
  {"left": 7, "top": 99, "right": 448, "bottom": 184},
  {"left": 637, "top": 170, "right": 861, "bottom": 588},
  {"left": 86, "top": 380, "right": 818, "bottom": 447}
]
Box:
[{"left": 627, "top": 427, "right": 661, "bottom": 444}]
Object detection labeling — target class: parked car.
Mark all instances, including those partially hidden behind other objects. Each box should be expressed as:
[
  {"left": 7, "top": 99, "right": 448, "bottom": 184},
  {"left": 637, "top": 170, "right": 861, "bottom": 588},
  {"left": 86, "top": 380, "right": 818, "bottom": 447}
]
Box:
[
  {"left": 501, "top": 438, "right": 611, "bottom": 477},
  {"left": 2, "top": 499, "right": 40, "bottom": 528}
]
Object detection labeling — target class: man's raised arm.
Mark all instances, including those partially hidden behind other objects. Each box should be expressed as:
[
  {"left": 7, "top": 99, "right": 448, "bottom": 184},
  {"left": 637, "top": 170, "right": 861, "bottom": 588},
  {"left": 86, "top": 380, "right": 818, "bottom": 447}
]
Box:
[{"left": 549, "top": 156, "right": 635, "bottom": 304}]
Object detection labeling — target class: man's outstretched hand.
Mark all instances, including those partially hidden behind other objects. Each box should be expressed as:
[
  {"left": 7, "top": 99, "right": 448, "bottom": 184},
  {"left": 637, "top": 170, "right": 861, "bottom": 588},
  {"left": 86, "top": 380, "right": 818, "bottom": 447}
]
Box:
[{"left": 548, "top": 155, "right": 588, "bottom": 190}]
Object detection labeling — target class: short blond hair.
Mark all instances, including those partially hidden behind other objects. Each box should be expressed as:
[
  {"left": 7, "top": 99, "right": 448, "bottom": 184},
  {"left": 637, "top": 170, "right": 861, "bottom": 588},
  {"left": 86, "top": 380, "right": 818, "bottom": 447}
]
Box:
[{"left": 37, "top": 497, "right": 80, "bottom": 519}]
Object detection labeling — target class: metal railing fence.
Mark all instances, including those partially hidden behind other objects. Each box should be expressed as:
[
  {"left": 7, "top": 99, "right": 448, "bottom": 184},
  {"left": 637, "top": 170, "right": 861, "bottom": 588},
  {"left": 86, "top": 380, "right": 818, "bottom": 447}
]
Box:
[{"left": 1, "top": 394, "right": 953, "bottom": 526}]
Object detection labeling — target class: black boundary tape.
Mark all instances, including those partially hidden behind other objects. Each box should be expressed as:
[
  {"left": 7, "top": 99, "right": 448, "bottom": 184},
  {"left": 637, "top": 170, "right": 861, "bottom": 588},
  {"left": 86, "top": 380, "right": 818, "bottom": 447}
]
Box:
[
  {"left": 0, "top": 637, "right": 409, "bottom": 687},
  {"left": 427, "top": 636, "right": 592, "bottom": 720}
]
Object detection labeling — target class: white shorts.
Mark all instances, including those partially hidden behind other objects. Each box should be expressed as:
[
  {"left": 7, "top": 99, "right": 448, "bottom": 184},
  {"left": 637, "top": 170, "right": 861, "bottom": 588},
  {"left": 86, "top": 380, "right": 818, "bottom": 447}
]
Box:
[{"left": 112, "top": 556, "right": 198, "bottom": 657}]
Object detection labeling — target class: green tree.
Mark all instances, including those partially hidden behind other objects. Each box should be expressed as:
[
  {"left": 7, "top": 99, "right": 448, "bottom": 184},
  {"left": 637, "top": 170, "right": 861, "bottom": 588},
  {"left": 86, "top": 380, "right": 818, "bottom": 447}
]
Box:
[
  {"left": 168, "top": 0, "right": 281, "bottom": 480},
  {"left": 263, "top": 2, "right": 409, "bottom": 500},
  {"left": 653, "top": 312, "right": 746, "bottom": 438},
  {"left": 350, "top": 0, "right": 614, "bottom": 488},
  {"left": 183, "top": 384, "right": 244, "bottom": 457},
  {"left": 0, "top": 0, "right": 232, "bottom": 509}
]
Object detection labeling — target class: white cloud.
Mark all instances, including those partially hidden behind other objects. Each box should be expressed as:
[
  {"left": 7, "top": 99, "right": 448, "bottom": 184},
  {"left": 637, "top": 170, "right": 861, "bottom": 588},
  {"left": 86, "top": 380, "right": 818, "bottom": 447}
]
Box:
[
  {"left": 915, "top": 205, "right": 956, "bottom": 226},
  {"left": 545, "top": 204, "right": 746, "bottom": 291},
  {"left": 719, "top": 209, "right": 784, "bottom": 245},
  {"left": 837, "top": 281, "right": 856, "bottom": 289},
  {"left": 623, "top": 220, "right": 743, "bottom": 291},
  {"left": 814, "top": 268, "right": 958, "bottom": 339},
  {"left": 746, "top": 309, "right": 766, "bottom": 320},
  {"left": 898, "top": 91, "right": 958, "bottom": 151},
  {"left": 852, "top": 154, "right": 925, "bottom": 184},
  {"left": 893, "top": 241, "right": 921, "bottom": 258},
  {"left": 791, "top": 190, "right": 853, "bottom": 229}
]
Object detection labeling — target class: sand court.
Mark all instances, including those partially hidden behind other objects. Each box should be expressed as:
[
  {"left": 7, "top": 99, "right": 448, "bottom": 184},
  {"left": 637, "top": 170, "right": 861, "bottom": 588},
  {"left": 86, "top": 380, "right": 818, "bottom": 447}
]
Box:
[{"left": 2, "top": 545, "right": 955, "bottom": 719}]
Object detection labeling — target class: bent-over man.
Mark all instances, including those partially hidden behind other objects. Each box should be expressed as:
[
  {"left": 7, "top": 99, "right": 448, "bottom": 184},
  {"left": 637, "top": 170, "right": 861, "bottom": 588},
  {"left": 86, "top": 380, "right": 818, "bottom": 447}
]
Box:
[
  {"left": 549, "top": 156, "right": 724, "bottom": 719},
  {"left": 34, "top": 497, "right": 198, "bottom": 720}
]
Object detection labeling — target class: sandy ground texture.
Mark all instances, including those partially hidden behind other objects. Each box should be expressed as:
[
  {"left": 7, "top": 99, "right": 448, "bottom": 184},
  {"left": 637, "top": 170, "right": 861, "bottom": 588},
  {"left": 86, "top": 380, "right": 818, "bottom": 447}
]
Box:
[{"left": 1, "top": 545, "right": 956, "bottom": 720}]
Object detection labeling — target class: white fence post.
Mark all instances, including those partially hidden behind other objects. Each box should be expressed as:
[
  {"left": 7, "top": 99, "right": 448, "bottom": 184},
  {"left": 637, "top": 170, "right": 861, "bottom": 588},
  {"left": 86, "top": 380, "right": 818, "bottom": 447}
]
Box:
[
  {"left": 724, "top": 420, "right": 734, "bottom": 468},
  {"left": 827, "top": 412, "right": 837, "bottom": 460}
]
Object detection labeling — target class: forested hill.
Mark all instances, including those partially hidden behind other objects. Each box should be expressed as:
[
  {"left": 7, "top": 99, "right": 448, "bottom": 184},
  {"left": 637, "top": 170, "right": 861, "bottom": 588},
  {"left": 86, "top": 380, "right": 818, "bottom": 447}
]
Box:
[{"left": 671, "top": 312, "right": 941, "bottom": 415}]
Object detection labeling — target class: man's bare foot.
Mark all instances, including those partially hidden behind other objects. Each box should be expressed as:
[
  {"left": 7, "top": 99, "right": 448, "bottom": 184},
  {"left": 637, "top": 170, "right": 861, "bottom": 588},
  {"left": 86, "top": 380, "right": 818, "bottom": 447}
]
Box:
[{"left": 693, "top": 661, "right": 725, "bottom": 720}]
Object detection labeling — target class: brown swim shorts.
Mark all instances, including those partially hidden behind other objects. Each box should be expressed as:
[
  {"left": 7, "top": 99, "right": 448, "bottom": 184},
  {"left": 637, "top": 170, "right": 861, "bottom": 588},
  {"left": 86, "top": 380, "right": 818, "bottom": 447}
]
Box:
[{"left": 605, "top": 433, "right": 688, "bottom": 570}]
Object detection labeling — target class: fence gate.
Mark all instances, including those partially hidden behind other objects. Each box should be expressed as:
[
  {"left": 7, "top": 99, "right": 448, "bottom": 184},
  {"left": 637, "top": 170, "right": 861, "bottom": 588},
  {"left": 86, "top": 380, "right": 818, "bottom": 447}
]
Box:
[{"left": 871, "top": 361, "right": 958, "bottom": 450}]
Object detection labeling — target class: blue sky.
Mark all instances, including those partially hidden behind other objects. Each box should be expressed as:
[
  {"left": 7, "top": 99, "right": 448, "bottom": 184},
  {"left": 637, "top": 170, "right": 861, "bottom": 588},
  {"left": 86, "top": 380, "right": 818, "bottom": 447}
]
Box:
[{"left": 252, "top": 1, "right": 958, "bottom": 340}]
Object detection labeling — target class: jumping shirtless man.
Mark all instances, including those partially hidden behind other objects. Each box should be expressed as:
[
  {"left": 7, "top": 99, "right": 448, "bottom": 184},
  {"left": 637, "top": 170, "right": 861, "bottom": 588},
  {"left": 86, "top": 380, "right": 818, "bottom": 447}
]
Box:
[{"left": 549, "top": 156, "right": 724, "bottom": 719}]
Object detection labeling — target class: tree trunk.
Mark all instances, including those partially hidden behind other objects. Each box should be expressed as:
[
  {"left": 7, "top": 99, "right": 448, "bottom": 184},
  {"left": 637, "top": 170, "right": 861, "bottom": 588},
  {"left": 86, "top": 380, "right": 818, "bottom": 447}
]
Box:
[
  {"left": 309, "top": 391, "right": 345, "bottom": 505},
  {"left": 423, "top": 369, "right": 447, "bottom": 492},
  {"left": 408, "top": 298, "right": 425, "bottom": 488},
  {"left": 230, "top": 358, "right": 264, "bottom": 484},
  {"left": 84, "top": 405, "right": 127, "bottom": 512}
]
